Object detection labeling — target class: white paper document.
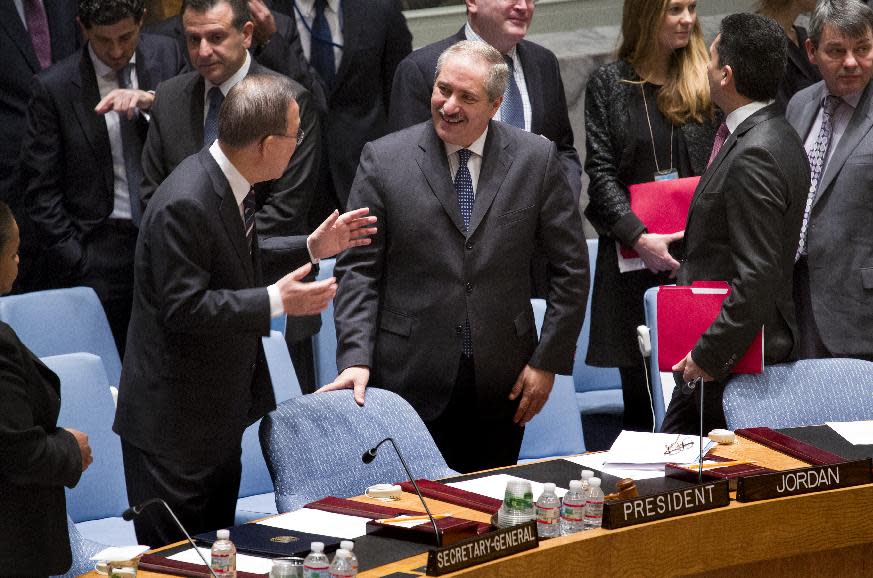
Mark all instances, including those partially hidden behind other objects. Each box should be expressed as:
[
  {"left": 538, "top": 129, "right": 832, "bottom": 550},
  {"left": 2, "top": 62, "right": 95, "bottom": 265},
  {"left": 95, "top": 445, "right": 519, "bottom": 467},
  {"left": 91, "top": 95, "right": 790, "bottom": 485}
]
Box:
[
  {"left": 90, "top": 545, "right": 150, "bottom": 561},
  {"left": 258, "top": 507, "right": 370, "bottom": 539},
  {"left": 826, "top": 420, "right": 873, "bottom": 445},
  {"left": 448, "top": 474, "right": 567, "bottom": 501},
  {"left": 168, "top": 547, "right": 274, "bottom": 574},
  {"left": 564, "top": 452, "right": 667, "bottom": 480},
  {"left": 604, "top": 430, "right": 714, "bottom": 470}
]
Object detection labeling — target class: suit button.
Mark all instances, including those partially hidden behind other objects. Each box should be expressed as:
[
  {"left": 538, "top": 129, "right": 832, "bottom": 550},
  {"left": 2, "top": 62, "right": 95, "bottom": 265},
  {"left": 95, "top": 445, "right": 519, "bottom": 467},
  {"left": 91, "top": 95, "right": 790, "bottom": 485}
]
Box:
[
  {"left": 465, "top": 241, "right": 473, "bottom": 250},
  {"left": 456, "top": 325, "right": 463, "bottom": 335},
  {"left": 465, "top": 282, "right": 473, "bottom": 294}
]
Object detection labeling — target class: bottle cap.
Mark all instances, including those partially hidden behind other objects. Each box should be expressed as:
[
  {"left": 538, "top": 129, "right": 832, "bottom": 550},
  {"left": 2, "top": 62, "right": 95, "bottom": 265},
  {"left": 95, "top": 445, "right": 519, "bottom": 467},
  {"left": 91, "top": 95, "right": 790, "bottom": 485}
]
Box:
[
  {"left": 580, "top": 469, "right": 594, "bottom": 480},
  {"left": 543, "top": 482, "right": 556, "bottom": 493},
  {"left": 216, "top": 529, "right": 229, "bottom": 540},
  {"left": 569, "top": 480, "right": 582, "bottom": 490},
  {"left": 335, "top": 549, "right": 350, "bottom": 558},
  {"left": 340, "top": 540, "right": 354, "bottom": 551},
  {"left": 589, "top": 477, "right": 602, "bottom": 487},
  {"left": 310, "top": 542, "right": 324, "bottom": 552}
]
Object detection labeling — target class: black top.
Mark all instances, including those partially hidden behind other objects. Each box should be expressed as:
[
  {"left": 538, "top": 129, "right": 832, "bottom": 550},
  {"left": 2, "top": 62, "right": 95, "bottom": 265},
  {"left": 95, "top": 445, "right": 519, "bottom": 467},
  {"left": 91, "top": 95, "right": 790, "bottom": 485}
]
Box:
[{"left": 776, "top": 26, "right": 822, "bottom": 110}]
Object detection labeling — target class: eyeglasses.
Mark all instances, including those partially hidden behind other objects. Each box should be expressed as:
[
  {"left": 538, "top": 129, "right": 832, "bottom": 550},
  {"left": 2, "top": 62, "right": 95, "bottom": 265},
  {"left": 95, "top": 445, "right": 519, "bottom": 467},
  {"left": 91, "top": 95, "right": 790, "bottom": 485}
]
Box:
[
  {"left": 270, "top": 128, "right": 305, "bottom": 146},
  {"left": 664, "top": 434, "right": 694, "bottom": 456}
]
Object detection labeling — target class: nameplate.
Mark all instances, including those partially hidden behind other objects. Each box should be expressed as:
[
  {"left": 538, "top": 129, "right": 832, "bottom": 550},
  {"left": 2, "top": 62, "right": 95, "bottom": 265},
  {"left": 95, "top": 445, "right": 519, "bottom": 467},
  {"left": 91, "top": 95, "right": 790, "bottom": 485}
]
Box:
[
  {"left": 602, "top": 480, "right": 730, "bottom": 529},
  {"left": 735, "top": 458, "right": 873, "bottom": 502},
  {"left": 425, "top": 521, "right": 538, "bottom": 576}
]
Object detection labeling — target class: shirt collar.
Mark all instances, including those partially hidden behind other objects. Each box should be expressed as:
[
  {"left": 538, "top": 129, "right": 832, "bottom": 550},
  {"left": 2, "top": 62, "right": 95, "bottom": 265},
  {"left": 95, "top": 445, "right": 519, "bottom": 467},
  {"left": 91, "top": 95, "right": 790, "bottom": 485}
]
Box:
[
  {"left": 444, "top": 125, "right": 489, "bottom": 160},
  {"left": 209, "top": 140, "right": 251, "bottom": 207},
  {"left": 88, "top": 43, "right": 137, "bottom": 78},
  {"left": 725, "top": 100, "right": 772, "bottom": 133},
  {"left": 297, "top": 0, "right": 341, "bottom": 17},
  {"left": 464, "top": 23, "right": 518, "bottom": 59},
  {"left": 206, "top": 51, "right": 251, "bottom": 96},
  {"left": 825, "top": 88, "right": 862, "bottom": 110}
]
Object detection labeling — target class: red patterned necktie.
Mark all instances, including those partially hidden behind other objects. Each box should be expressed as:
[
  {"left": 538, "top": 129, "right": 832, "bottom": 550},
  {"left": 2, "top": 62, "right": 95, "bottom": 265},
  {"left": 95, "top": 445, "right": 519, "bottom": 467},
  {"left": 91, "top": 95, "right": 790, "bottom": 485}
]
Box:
[
  {"left": 707, "top": 122, "right": 730, "bottom": 167},
  {"left": 24, "top": 0, "right": 52, "bottom": 69}
]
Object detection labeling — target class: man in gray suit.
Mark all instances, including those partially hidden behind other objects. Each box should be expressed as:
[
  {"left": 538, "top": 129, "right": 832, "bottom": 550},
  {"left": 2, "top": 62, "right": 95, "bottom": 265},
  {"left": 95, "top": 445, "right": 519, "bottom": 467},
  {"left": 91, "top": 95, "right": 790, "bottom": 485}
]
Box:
[
  {"left": 321, "top": 41, "right": 588, "bottom": 473},
  {"left": 785, "top": 0, "right": 873, "bottom": 360}
]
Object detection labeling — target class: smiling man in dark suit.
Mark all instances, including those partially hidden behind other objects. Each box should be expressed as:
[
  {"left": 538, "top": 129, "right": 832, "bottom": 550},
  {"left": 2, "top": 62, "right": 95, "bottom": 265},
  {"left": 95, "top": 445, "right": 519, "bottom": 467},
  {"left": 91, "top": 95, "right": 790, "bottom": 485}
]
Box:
[
  {"left": 321, "top": 41, "right": 588, "bottom": 473},
  {"left": 662, "top": 13, "right": 809, "bottom": 434},
  {"left": 19, "top": 0, "right": 185, "bottom": 353}
]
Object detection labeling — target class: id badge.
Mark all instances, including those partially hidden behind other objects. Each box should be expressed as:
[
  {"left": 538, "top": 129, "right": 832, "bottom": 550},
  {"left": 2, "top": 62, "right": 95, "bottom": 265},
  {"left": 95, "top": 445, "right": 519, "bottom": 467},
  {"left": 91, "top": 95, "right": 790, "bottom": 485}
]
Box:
[{"left": 654, "top": 169, "right": 679, "bottom": 181}]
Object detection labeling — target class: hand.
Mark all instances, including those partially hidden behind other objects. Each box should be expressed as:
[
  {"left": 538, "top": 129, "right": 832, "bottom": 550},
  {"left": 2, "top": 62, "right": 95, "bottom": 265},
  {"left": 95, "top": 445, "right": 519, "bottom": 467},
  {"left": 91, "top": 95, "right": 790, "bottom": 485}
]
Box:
[
  {"left": 317, "top": 366, "right": 370, "bottom": 406},
  {"left": 508, "top": 365, "right": 555, "bottom": 426},
  {"left": 94, "top": 88, "right": 155, "bottom": 118},
  {"left": 672, "top": 351, "right": 715, "bottom": 384},
  {"left": 64, "top": 428, "right": 93, "bottom": 472},
  {"left": 276, "top": 262, "right": 337, "bottom": 316},
  {"left": 633, "top": 231, "right": 683, "bottom": 276},
  {"left": 249, "top": 0, "right": 277, "bottom": 45},
  {"left": 308, "top": 208, "right": 378, "bottom": 260}
]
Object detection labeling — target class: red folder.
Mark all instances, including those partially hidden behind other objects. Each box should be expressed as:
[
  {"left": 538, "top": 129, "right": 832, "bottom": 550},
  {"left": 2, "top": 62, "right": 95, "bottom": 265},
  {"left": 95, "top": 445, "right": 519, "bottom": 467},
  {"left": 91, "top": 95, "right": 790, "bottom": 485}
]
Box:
[
  {"left": 620, "top": 176, "right": 700, "bottom": 258},
  {"left": 656, "top": 281, "right": 763, "bottom": 374}
]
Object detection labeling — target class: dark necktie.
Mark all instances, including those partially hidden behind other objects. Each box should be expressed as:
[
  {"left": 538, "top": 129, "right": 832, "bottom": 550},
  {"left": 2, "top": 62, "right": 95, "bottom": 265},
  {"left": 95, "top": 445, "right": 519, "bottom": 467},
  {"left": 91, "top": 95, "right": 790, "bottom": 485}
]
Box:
[
  {"left": 455, "top": 149, "right": 474, "bottom": 357},
  {"left": 310, "top": 0, "right": 336, "bottom": 91},
  {"left": 501, "top": 55, "right": 524, "bottom": 129},
  {"left": 24, "top": 0, "right": 52, "bottom": 69},
  {"left": 707, "top": 122, "right": 730, "bottom": 167},
  {"left": 204, "top": 86, "right": 223, "bottom": 146},
  {"left": 116, "top": 64, "right": 142, "bottom": 226},
  {"left": 797, "top": 95, "right": 841, "bottom": 259},
  {"left": 244, "top": 186, "right": 257, "bottom": 253}
]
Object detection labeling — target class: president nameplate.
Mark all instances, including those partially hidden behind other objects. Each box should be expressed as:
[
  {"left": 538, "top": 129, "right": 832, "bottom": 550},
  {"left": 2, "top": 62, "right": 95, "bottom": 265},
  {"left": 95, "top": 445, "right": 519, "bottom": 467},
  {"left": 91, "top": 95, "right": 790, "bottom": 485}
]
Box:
[
  {"left": 425, "top": 520, "right": 537, "bottom": 576},
  {"left": 736, "top": 458, "right": 872, "bottom": 502},
  {"left": 602, "top": 480, "right": 730, "bottom": 529}
]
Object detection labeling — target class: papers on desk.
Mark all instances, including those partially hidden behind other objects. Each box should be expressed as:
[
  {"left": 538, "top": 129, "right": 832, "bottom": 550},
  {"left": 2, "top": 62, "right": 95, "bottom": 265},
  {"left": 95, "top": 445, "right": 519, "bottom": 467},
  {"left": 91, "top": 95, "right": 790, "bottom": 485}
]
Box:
[
  {"left": 603, "top": 430, "right": 715, "bottom": 470},
  {"left": 168, "top": 547, "right": 274, "bottom": 574},
  {"left": 90, "top": 545, "right": 150, "bottom": 561},
  {"left": 827, "top": 421, "right": 873, "bottom": 445},
  {"left": 258, "top": 506, "right": 370, "bottom": 539},
  {"left": 447, "top": 474, "right": 567, "bottom": 501},
  {"left": 564, "top": 452, "right": 667, "bottom": 480}
]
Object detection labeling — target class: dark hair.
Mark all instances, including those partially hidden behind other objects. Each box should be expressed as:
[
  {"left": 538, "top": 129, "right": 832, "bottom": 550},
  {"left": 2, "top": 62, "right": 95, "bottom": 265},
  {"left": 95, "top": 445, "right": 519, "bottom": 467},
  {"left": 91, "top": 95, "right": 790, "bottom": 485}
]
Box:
[
  {"left": 181, "top": 0, "right": 250, "bottom": 30},
  {"left": 717, "top": 13, "right": 787, "bottom": 102},
  {"left": 0, "top": 201, "right": 16, "bottom": 252},
  {"left": 78, "top": 0, "right": 145, "bottom": 28},
  {"left": 219, "top": 74, "right": 297, "bottom": 148},
  {"left": 808, "top": 0, "right": 873, "bottom": 47}
]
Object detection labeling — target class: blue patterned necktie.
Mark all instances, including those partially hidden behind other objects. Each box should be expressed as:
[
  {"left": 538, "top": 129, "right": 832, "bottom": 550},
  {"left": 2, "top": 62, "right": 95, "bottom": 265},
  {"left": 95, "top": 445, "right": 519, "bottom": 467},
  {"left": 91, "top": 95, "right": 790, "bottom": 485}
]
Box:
[
  {"left": 244, "top": 186, "right": 256, "bottom": 253},
  {"left": 796, "top": 95, "right": 841, "bottom": 260},
  {"left": 501, "top": 55, "right": 524, "bottom": 129},
  {"left": 204, "top": 86, "right": 223, "bottom": 146},
  {"left": 310, "top": 0, "right": 336, "bottom": 91},
  {"left": 116, "top": 64, "right": 142, "bottom": 226},
  {"left": 455, "top": 149, "right": 474, "bottom": 357}
]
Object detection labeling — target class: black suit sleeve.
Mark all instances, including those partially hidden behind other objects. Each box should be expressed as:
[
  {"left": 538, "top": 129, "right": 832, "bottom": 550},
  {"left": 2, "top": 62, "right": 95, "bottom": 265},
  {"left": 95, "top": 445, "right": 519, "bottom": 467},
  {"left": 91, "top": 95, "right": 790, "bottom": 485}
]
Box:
[
  {"left": 140, "top": 82, "right": 172, "bottom": 207},
  {"left": 388, "top": 56, "right": 433, "bottom": 132},
  {"left": 379, "top": 0, "right": 413, "bottom": 115}
]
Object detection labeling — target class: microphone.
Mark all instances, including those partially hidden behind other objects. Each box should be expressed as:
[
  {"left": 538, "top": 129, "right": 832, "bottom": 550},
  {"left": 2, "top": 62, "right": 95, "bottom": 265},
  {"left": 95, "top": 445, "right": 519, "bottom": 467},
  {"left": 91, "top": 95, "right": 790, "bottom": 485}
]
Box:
[
  {"left": 123, "top": 498, "right": 219, "bottom": 578},
  {"left": 362, "top": 437, "right": 442, "bottom": 547}
]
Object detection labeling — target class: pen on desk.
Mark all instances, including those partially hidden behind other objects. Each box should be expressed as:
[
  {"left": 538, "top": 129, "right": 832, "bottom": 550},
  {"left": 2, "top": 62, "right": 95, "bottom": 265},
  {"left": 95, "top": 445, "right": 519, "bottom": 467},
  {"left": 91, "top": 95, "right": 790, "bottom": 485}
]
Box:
[
  {"left": 378, "top": 514, "right": 450, "bottom": 524},
  {"left": 686, "top": 460, "right": 755, "bottom": 471}
]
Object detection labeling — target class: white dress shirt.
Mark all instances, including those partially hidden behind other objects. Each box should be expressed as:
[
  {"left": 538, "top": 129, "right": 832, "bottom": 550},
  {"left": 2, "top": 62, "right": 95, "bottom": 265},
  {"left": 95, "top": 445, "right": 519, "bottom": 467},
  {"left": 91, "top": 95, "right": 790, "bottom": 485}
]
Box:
[
  {"left": 725, "top": 99, "right": 772, "bottom": 134},
  {"left": 294, "top": 0, "right": 344, "bottom": 70},
  {"left": 445, "top": 127, "right": 489, "bottom": 197}
]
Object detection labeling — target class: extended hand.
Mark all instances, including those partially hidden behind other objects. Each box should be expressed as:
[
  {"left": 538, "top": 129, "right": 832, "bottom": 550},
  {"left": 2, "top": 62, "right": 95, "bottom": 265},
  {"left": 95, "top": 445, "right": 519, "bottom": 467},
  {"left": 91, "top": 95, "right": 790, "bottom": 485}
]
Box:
[
  {"left": 308, "top": 208, "right": 377, "bottom": 260},
  {"left": 633, "top": 231, "right": 683, "bottom": 276},
  {"left": 276, "top": 262, "right": 336, "bottom": 316},
  {"left": 672, "top": 351, "right": 714, "bottom": 383},
  {"left": 508, "top": 365, "right": 555, "bottom": 426},
  {"left": 249, "top": 0, "right": 277, "bottom": 44},
  {"left": 64, "top": 428, "right": 93, "bottom": 472},
  {"left": 317, "top": 366, "right": 370, "bottom": 406},
  {"left": 94, "top": 88, "right": 155, "bottom": 119}
]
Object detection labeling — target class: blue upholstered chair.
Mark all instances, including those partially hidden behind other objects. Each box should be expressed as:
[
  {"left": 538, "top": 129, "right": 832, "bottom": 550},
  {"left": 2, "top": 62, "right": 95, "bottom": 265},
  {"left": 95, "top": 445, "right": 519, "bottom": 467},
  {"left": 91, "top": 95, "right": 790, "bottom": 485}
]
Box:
[
  {"left": 0, "top": 287, "right": 122, "bottom": 386},
  {"left": 312, "top": 258, "right": 338, "bottom": 388},
  {"left": 52, "top": 516, "right": 107, "bottom": 578},
  {"left": 236, "top": 330, "right": 304, "bottom": 523},
  {"left": 643, "top": 285, "right": 672, "bottom": 431},
  {"left": 519, "top": 299, "right": 586, "bottom": 460},
  {"left": 723, "top": 358, "right": 873, "bottom": 429},
  {"left": 45, "top": 353, "right": 136, "bottom": 546},
  {"left": 260, "top": 389, "right": 457, "bottom": 512}
]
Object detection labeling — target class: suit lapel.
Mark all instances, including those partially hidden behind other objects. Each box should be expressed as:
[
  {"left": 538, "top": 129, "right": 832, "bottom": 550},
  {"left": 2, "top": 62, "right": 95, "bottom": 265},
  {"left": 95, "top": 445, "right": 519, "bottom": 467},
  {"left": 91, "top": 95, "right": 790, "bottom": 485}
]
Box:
[
  {"left": 333, "top": 0, "right": 362, "bottom": 94},
  {"left": 186, "top": 75, "right": 206, "bottom": 152},
  {"left": 203, "top": 151, "right": 255, "bottom": 285},
  {"left": 468, "top": 123, "right": 511, "bottom": 236},
  {"left": 516, "top": 41, "right": 543, "bottom": 135},
  {"left": 73, "top": 47, "right": 114, "bottom": 195},
  {"left": 416, "top": 123, "right": 465, "bottom": 235},
  {"left": 794, "top": 83, "right": 826, "bottom": 144},
  {"left": 0, "top": 3, "right": 40, "bottom": 73},
  {"left": 135, "top": 42, "right": 154, "bottom": 91}
]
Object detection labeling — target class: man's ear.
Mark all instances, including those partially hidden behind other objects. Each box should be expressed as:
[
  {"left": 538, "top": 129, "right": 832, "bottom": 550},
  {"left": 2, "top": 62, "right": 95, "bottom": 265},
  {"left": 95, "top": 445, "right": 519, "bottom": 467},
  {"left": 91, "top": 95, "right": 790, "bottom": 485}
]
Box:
[
  {"left": 805, "top": 37, "right": 817, "bottom": 66},
  {"left": 721, "top": 65, "right": 733, "bottom": 89}
]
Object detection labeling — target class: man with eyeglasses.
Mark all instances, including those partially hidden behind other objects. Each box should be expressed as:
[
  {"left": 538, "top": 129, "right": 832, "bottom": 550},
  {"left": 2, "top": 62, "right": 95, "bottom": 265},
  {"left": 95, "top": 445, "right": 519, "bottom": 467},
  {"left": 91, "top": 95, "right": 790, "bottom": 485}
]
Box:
[{"left": 114, "top": 73, "right": 376, "bottom": 547}]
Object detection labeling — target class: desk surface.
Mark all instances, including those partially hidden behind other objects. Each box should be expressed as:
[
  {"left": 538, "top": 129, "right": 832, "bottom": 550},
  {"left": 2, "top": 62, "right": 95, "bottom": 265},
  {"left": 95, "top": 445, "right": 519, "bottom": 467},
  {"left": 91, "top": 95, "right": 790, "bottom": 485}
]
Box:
[{"left": 100, "top": 437, "right": 873, "bottom": 578}]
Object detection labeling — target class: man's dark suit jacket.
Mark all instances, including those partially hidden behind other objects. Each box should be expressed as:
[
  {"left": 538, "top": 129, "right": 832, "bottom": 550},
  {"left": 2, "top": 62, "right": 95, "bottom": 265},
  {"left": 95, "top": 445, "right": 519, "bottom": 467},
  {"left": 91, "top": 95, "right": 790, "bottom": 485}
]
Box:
[
  {"left": 786, "top": 81, "right": 873, "bottom": 358},
  {"left": 19, "top": 35, "right": 185, "bottom": 283},
  {"left": 113, "top": 148, "right": 308, "bottom": 464},
  {"left": 388, "top": 27, "right": 582, "bottom": 200},
  {"left": 0, "top": 321, "right": 82, "bottom": 575},
  {"left": 334, "top": 120, "right": 589, "bottom": 421},
  {"left": 0, "top": 1, "right": 80, "bottom": 206},
  {"left": 680, "top": 105, "right": 808, "bottom": 381}
]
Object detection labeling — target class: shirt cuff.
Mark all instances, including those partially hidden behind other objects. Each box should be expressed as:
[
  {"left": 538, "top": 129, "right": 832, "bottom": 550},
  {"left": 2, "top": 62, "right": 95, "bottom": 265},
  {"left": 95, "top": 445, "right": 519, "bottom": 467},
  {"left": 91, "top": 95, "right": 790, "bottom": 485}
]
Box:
[
  {"left": 267, "top": 284, "right": 284, "bottom": 318},
  {"left": 306, "top": 236, "right": 320, "bottom": 265}
]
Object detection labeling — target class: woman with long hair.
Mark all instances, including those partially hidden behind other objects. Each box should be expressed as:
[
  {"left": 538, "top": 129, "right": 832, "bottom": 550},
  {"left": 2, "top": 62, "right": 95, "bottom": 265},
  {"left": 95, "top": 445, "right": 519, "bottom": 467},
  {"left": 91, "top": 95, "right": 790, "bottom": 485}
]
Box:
[
  {"left": 584, "top": 0, "right": 718, "bottom": 433},
  {"left": 758, "top": 0, "right": 821, "bottom": 108}
]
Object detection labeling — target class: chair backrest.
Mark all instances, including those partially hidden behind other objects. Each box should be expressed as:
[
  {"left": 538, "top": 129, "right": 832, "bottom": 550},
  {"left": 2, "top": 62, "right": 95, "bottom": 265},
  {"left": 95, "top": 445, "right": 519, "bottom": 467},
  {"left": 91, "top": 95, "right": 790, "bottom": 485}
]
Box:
[
  {"left": 520, "top": 299, "right": 586, "bottom": 459},
  {"left": 573, "top": 239, "right": 622, "bottom": 393},
  {"left": 313, "top": 258, "right": 338, "bottom": 388},
  {"left": 46, "top": 353, "right": 128, "bottom": 523},
  {"left": 723, "top": 358, "right": 873, "bottom": 429},
  {"left": 239, "top": 331, "right": 303, "bottom": 499},
  {"left": 53, "top": 516, "right": 106, "bottom": 578},
  {"left": 260, "top": 389, "right": 457, "bottom": 512},
  {"left": 643, "top": 286, "right": 671, "bottom": 430},
  {"left": 0, "top": 288, "right": 122, "bottom": 386}
]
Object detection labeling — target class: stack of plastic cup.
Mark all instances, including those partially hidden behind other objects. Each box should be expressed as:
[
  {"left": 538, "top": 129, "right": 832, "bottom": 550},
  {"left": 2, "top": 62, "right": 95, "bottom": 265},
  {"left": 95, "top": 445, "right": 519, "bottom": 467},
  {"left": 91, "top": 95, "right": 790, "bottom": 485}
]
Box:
[{"left": 496, "top": 479, "right": 535, "bottom": 528}]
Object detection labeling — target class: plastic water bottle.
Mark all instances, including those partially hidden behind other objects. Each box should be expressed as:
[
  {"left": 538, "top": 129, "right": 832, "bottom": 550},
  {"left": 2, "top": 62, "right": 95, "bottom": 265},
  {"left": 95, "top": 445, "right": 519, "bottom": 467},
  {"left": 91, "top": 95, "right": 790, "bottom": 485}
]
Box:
[
  {"left": 580, "top": 469, "right": 594, "bottom": 493},
  {"left": 304, "top": 542, "right": 330, "bottom": 578},
  {"left": 583, "top": 477, "right": 604, "bottom": 531},
  {"left": 560, "top": 480, "right": 586, "bottom": 535},
  {"left": 210, "top": 529, "right": 236, "bottom": 578},
  {"left": 339, "top": 541, "right": 358, "bottom": 574},
  {"left": 535, "top": 483, "right": 561, "bottom": 538},
  {"left": 328, "top": 549, "right": 355, "bottom": 577}
]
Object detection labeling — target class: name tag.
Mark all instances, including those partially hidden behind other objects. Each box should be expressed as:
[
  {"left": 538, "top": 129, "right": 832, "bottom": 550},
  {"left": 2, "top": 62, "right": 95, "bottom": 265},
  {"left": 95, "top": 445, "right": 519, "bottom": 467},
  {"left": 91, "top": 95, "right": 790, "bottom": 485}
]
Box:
[
  {"left": 426, "top": 521, "right": 538, "bottom": 576},
  {"left": 602, "top": 480, "right": 730, "bottom": 529},
  {"left": 736, "top": 458, "right": 872, "bottom": 502}
]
